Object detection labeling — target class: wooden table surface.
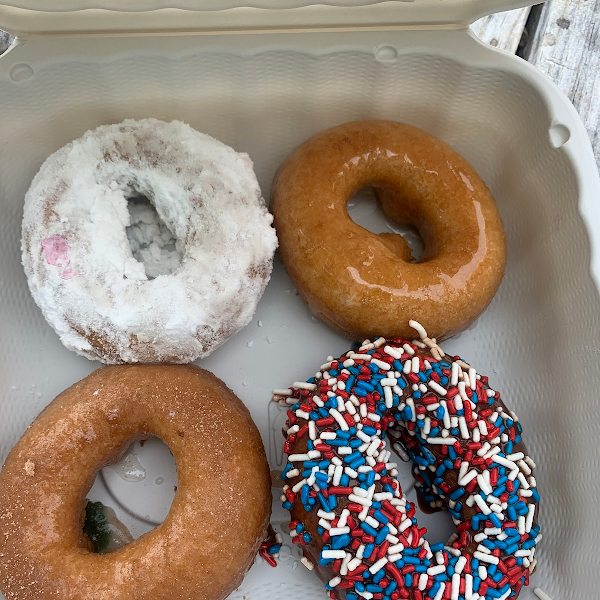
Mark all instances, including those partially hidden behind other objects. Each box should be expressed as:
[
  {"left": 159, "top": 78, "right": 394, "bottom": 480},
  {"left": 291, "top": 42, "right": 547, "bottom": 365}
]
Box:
[{"left": 1, "top": 1, "right": 598, "bottom": 168}]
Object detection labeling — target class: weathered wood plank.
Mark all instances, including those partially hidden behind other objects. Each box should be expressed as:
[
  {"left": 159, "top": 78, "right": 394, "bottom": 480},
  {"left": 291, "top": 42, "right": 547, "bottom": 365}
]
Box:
[
  {"left": 524, "top": 0, "right": 600, "bottom": 167},
  {"left": 0, "top": 30, "right": 13, "bottom": 55},
  {"left": 471, "top": 7, "right": 531, "bottom": 54}
]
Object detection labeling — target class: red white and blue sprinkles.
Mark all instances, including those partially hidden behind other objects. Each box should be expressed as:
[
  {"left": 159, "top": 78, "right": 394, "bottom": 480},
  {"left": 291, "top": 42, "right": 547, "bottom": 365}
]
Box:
[{"left": 273, "top": 321, "right": 541, "bottom": 600}]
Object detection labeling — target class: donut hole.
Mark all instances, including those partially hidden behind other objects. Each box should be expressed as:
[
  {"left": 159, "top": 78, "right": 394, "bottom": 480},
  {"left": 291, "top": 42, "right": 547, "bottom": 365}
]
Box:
[
  {"left": 391, "top": 445, "right": 455, "bottom": 546},
  {"left": 346, "top": 187, "right": 425, "bottom": 262},
  {"left": 126, "top": 196, "right": 183, "bottom": 279},
  {"left": 86, "top": 438, "right": 177, "bottom": 552}
]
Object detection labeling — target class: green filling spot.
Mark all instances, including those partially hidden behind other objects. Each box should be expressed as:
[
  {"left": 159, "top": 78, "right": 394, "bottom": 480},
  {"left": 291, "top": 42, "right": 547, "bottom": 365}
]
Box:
[{"left": 83, "top": 501, "right": 112, "bottom": 553}]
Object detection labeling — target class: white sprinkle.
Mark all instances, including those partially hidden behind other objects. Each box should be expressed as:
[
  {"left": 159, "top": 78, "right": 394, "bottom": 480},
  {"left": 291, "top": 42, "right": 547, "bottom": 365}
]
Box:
[
  {"left": 429, "top": 381, "right": 447, "bottom": 396},
  {"left": 472, "top": 427, "right": 481, "bottom": 443},
  {"left": 343, "top": 359, "right": 355, "bottom": 368},
  {"left": 533, "top": 590, "right": 554, "bottom": 600},
  {"left": 293, "top": 381, "right": 317, "bottom": 391},
  {"left": 451, "top": 573, "right": 461, "bottom": 600},
  {"left": 319, "top": 518, "right": 332, "bottom": 530},
  {"left": 365, "top": 516, "right": 380, "bottom": 529},
  {"left": 473, "top": 494, "right": 491, "bottom": 515},
  {"left": 273, "top": 388, "right": 292, "bottom": 396},
  {"left": 321, "top": 432, "right": 336, "bottom": 440},
  {"left": 407, "top": 398, "right": 417, "bottom": 422},
  {"left": 285, "top": 469, "right": 299, "bottom": 479},
  {"left": 409, "top": 319, "right": 428, "bottom": 339},
  {"left": 451, "top": 362, "right": 459, "bottom": 386},
  {"left": 478, "top": 565, "right": 488, "bottom": 580},
  {"left": 345, "top": 467, "right": 359, "bottom": 478},
  {"left": 340, "top": 552, "right": 353, "bottom": 576},
  {"left": 369, "top": 557, "right": 388, "bottom": 574},
  {"left": 403, "top": 343, "right": 415, "bottom": 355},
  {"left": 518, "top": 515, "right": 526, "bottom": 535},
  {"left": 459, "top": 416, "right": 469, "bottom": 439},
  {"left": 526, "top": 504, "right": 536, "bottom": 532},
  {"left": 459, "top": 470, "right": 478, "bottom": 486},
  {"left": 466, "top": 495, "right": 475, "bottom": 507},
  {"left": 321, "top": 550, "right": 346, "bottom": 559},
  {"left": 458, "top": 381, "right": 469, "bottom": 402},
  {"left": 318, "top": 510, "right": 335, "bottom": 520},
  {"left": 295, "top": 410, "right": 310, "bottom": 420},
  {"left": 328, "top": 576, "right": 342, "bottom": 588},
  {"left": 517, "top": 472, "right": 530, "bottom": 489},
  {"left": 383, "top": 386, "right": 394, "bottom": 408},
  {"left": 367, "top": 439, "right": 381, "bottom": 456},
  {"left": 329, "top": 527, "right": 351, "bottom": 536},
  {"left": 403, "top": 360, "right": 412, "bottom": 374},
  {"left": 308, "top": 420, "right": 317, "bottom": 440},
  {"left": 348, "top": 494, "right": 371, "bottom": 507},
  {"left": 350, "top": 353, "right": 372, "bottom": 361},
  {"left": 292, "top": 479, "right": 308, "bottom": 493},
  {"left": 330, "top": 408, "right": 349, "bottom": 431},
  {"left": 428, "top": 565, "right": 446, "bottom": 576},
  {"left": 477, "top": 474, "right": 493, "bottom": 495},
  {"left": 372, "top": 358, "right": 391, "bottom": 371},
  {"left": 518, "top": 459, "right": 532, "bottom": 475},
  {"left": 473, "top": 552, "right": 499, "bottom": 565},
  {"left": 492, "top": 456, "right": 518, "bottom": 470},
  {"left": 301, "top": 557, "right": 314, "bottom": 570},
  {"left": 333, "top": 465, "right": 343, "bottom": 486},
  {"left": 384, "top": 345, "right": 403, "bottom": 359},
  {"left": 356, "top": 544, "right": 365, "bottom": 559},
  {"left": 338, "top": 508, "right": 350, "bottom": 528},
  {"left": 468, "top": 367, "right": 477, "bottom": 390},
  {"left": 348, "top": 557, "right": 362, "bottom": 572},
  {"left": 338, "top": 447, "right": 353, "bottom": 455},
  {"left": 465, "top": 574, "right": 473, "bottom": 599},
  {"left": 434, "top": 583, "right": 446, "bottom": 600},
  {"left": 418, "top": 572, "right": 428, "bottom": 590},
  {"left": 478, "top": 421, "right": 488, "bottom": 435},
  {"left": 393, "top": 443, "right": 409, "bottom": 461},
  {"left": 525, "top": 456, "right": 536, "bottom": 469},
  {"left": 506, "top": 452, "right": 525, "bottom": 461}
]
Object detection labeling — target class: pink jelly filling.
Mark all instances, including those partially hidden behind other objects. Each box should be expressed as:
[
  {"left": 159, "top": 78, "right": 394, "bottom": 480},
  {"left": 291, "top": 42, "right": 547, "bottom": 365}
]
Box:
[{"left": 41, "top": 235, "right": 77, "bottom": 279}]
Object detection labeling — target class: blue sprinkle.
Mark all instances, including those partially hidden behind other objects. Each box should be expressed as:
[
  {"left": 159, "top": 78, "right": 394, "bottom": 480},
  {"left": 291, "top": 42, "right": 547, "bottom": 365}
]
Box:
[
  {"left": 344, "top": 451, "right": 361, "bottom": 463},
  {"left": 319, "top": 557, "right": 333, "bottom": 566},
  {"left": 531, "top": 489, "right": 541, "bottom": 503},
  {"left": 404, "top": 406, "right": 413, "bottom": 420},
  {"left": 366, "top": 585, "right": 383, "bottom": 593},
  {"left": 450, "top": 487, "right": 465, "bottom": 500},
  {"left": 436, "top": 406, "right": 445, "bottom": 420},
  {"left": 303, "top": 533, "right": 311, "bottom": 543},
  {"left": 349, "top": 439, "right": 363, "bottom": 448},
  {"left": 331, "top": 534, "right": 351, "bottom": 549},
  {"left": 366, "top": 471, "right": 376, "bottom": 486},
  {"left": 414, "top": 565, "right": 427, "bottom": 573},
  {"left": 430, "top": 543, "right": 444, "bottom": 552},
  {"left": 341, "top": 474, "right": 350, "bottom": 486},
  {"left": 508, "top": 506, "right": 517, "bottom": 521},
  {"left": 347, "top": 594, "right": 359, "bottom": 600},
  {"left": 350, "top": 457, "right": 366, "bottom": 469},
  {"left": 403, "top": 556, "right": 420, "bottom": 565},
  {"left": 364, "top": 543, "right": 375, "bottom": 559},
  {"left": 375, "top": 526, "right": 390, "bottom": 544},
  {"left": 413, "top": 391, "right": 422, "bottom": 399},
  {"left": 329, "top": 495, "right": 337, "bottom": 510},
  {"left": 522, "top": 538, "right": 537, "bottom": 550},
  {"left": 281, "top": 463, "right": 292, "bottom": 480},
  {"left": 448, "top": 447, "right": 457, "bottom": 461},
  {"left": 356, "top": 381, "right": 375, "bottom": 392},
  {"left": 363, "top": 426, "right": 378, "bottom": 435},
  {"left": 489, "top": 513, "right": 502, "bottom": 528},
  {"left": 473, "top": 576, "right": 481, "bottom": 592},
  {"left": 282, "top": 501, "right": 293, "bottom": 509},
  {"left": 405, "top": 574, "right": 412, "bottom": 587},
  {"left": 505, "top": 543, "right": 519, "bottom": 555},
  {"left": 361, "top": 523, "right": 378, "bottom": 537}
]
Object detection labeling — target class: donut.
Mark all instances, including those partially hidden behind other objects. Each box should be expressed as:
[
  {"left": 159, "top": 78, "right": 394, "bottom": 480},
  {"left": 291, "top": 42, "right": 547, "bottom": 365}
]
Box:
[
  {"left": 273, "top": 321, "right": 541, "bottom": 600},
  {"left": 0, "top": 364, "right": 271, "bottom": 600},
  {"left": 22, "top": 119, "right": 278, "bottom": 364},
  {"left": 271, "top": 121, "right": 506, "bottom": 342}
]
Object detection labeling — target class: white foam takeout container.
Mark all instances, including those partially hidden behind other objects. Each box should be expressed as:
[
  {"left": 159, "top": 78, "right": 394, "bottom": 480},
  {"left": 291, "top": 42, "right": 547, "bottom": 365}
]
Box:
[{"left": 1, "top": 2, "right": 600, "bottom": 599}]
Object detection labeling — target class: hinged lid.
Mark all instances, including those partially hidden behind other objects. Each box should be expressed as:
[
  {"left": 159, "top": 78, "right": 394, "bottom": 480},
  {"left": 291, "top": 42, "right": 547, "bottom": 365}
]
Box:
[{"left": 0, "top": 0, "right": 538, "bottom": 37}]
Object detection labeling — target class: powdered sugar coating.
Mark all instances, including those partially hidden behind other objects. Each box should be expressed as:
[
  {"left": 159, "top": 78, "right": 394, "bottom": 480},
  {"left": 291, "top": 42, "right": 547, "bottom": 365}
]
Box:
[{"left": 22, "top": 119, "right": 278, "bottom": 364}]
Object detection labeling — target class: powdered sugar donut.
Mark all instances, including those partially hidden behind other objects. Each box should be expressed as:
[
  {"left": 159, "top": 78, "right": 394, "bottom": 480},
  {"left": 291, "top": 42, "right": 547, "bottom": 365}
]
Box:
[{"left": 22, "top": 119, "right": 278, "bottom": 364}]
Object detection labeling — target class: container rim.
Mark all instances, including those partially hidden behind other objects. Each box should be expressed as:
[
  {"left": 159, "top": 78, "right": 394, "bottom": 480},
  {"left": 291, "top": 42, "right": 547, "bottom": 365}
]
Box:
[{"left": 0, "top": 0, "right": 542, "bottom": 38}]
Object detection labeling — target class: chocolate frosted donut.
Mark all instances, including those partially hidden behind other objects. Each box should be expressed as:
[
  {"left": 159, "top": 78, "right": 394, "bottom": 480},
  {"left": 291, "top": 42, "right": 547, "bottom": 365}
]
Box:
[
  {"left": 271, "top": 121, "right": 506, "bottom": 342},
  {"left": 0, "top": 364, "right": 271, "bottom": 600},
  {"left": 273, "top": 322, "right": 541, "bottom": 600},
  {"left": 22, "top": 119, "right": 278, "bottom": 363}
]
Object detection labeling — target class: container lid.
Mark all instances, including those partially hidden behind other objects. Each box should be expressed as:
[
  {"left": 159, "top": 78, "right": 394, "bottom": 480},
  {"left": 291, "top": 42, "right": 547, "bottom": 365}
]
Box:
[{"left": 0, "top": 0, "right": 538, "bottom": 37}]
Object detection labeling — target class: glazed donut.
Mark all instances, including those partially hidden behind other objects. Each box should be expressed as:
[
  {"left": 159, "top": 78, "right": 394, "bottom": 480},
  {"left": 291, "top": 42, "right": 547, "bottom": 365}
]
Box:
[
  {"left": 271, "top": 121, "right": 506, "bottom": 342},
  {"left": 0, "top": 364, "right": 271, "bottom": 600},
  {"left": 22, "top": 119, "right": 278, "bottom": 364},
  {"left": 273, "top": 322, "right": 541, "bottom": 600}
]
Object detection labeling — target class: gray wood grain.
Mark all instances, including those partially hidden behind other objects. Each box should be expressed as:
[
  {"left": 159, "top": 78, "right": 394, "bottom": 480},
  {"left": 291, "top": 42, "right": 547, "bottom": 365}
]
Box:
[
  {"left": 524, "top": 0, "right": 600, "bottom": 167},
  {"left": 0, "top": 30, "right": 13, "bottom": 55},
  {"left": 472, "top": 8, "right": 531, "bottom": 53}
]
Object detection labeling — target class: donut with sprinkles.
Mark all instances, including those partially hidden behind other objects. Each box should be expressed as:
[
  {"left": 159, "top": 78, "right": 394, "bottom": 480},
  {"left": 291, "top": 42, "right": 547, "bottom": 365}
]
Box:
[{"left": 273, "top": 321, "right": 541, "bottom": 600}]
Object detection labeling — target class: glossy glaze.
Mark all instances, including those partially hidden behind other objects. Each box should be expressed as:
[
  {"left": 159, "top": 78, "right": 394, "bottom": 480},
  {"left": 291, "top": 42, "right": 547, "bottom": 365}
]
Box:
[
  {"left": 271, "top": 121, "right": 506, "bottom": 341},
  {"left": 0, "top": 365, "right": 271, "bottom": 600}
]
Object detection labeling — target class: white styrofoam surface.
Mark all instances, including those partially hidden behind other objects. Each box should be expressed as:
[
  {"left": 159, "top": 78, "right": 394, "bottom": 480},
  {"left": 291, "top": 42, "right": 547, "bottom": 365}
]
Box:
[{"left": 1, "top": 28, "right": 599, "bottom": 600}]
